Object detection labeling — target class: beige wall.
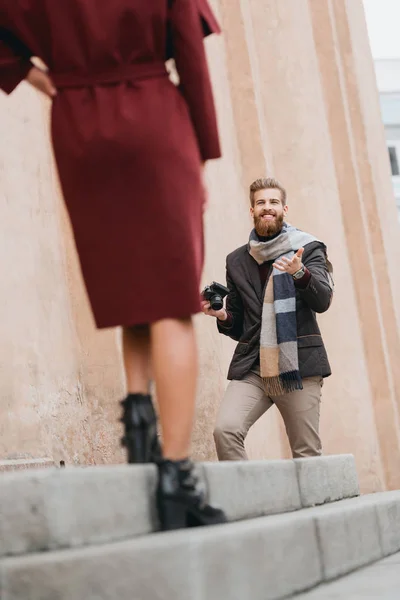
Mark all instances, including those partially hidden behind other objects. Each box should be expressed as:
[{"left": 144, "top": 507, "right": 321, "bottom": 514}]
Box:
[
  {"left": 0, "top": 88, "right": 125, "bottom": 466},
  {"left": 1, "top": 0, "right": 399, "bottom": 492}
]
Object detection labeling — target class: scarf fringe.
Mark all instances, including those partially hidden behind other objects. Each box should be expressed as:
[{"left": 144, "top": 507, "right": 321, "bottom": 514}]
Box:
[{"left": 263, "top": 371, "right": 303, "bottom": 397}]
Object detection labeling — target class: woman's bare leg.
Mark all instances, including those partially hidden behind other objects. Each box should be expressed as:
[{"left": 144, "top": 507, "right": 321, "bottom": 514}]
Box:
[
  {"left": 150, "top": 317, "right": 197, "bottom": 460},
  {"left": 122, "top": 325, "right": 151, "bottom": 394},
  {"left": 122, "top": 318, "right": 197, "bottom": 460}
]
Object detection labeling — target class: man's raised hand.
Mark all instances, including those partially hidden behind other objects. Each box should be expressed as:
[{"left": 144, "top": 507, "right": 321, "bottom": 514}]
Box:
[{"left": 273, "top": 247, "right": 305, "bottom": 275}]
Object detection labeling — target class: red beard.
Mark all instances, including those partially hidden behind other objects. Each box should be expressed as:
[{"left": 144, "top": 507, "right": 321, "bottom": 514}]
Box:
[{"left": 254, "top": 212, "right": 284, "bottom": 237}]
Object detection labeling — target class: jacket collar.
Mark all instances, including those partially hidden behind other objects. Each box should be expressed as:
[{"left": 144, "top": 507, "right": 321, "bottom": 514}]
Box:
[{"left": 243, "top": 248, "right": 264, "bottom": 302}]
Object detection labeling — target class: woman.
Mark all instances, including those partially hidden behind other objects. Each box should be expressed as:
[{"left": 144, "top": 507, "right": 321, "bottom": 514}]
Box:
[{"left": 0, "top": 0, "right": 226, "bottom": 530}]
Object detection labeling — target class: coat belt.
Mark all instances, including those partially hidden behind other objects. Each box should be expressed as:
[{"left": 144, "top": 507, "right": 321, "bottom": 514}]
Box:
[{"left": 51, "top": 62, "right": 168, "bottom": 89}]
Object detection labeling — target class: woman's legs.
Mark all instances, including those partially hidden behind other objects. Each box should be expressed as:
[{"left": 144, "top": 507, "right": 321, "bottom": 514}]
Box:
[
  {"left": 121, "top": 317, "right": 197, "bottom": 459},
  {"left": 122, "top": 317, "right": 226, "bottom": 529}
]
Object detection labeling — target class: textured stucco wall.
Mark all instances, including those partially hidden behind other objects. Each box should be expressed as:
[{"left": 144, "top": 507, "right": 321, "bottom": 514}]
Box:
[
  {"left": 0, "top": 87, "right": 125, "bottom": 466},
  {"left": 1, "top": 0, "right": 400, "bottom": 492}
]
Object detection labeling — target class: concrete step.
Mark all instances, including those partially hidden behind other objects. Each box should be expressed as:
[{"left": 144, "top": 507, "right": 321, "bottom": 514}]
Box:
[
  {"left": 0, "top": 455, "right": 359, "bottom": 558},
  {"left": 1, "top": 491, "right": 399, "bottom": 600},
  {"left": 293, "top": 551, "right": 400, "bottom": 599}
]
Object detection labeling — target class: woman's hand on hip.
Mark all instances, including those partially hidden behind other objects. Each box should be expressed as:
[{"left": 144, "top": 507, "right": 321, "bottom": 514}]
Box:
[{"left": 26, "top": 66, "right": 57, "bottom": 98}]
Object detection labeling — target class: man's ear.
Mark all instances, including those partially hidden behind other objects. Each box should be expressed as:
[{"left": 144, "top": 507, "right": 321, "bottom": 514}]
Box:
[{"left": 283, "top": 204, "right": 289, "bottom": 217}]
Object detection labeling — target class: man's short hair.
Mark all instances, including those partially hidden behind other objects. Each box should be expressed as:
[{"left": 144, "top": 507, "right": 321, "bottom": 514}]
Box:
[{"left": 249, "top": 177, "right": 287, "bottom": 207}]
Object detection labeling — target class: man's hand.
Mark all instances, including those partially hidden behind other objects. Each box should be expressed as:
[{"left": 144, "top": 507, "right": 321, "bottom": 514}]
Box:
[
  {"left": 273, "top": 248, "right": 304, "bottom": 275},
  {"left": 26, "top": 66, "right": 57, "bottom": 98},
  {"left": 201, "top": 300, "right": 227, "bottom": 321}
]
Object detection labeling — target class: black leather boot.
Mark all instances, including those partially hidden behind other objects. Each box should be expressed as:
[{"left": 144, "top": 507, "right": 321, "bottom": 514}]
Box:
[
  {"left": 156, "top": 458, "right": 227, "bottom": 530},
  {"left": 120, "top": 393, "right": 162, "bottom": 463}
]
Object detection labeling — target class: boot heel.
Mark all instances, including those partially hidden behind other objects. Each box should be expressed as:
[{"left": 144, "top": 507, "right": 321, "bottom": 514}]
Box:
[{"left": 158, "top": 499, "right": 188, "bottom": 531}]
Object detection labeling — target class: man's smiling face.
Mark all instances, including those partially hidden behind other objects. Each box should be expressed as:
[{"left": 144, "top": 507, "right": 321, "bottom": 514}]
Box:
[{"left": 250, "top": 187, "right": 288, "bottom": 237}]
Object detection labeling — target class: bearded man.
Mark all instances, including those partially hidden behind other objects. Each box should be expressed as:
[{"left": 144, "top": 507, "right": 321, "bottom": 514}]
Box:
[{"left": 201, "top": 177, "right": 333, "bottom": 460}]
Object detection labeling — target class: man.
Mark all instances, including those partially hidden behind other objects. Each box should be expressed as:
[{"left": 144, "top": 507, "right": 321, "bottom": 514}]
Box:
[{"left": 202, "top": 177, "right": 333, "bottom": 460}]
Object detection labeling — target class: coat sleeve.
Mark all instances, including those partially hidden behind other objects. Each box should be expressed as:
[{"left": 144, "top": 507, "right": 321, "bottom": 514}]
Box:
[
  {"left": 295, "top": 243, "right": 333, "bottom": 314},
  {"left": 196, "top": 0, "right": 221, "bottom": 37},
  {"left": 167, "top": 0, "right": 221, "bottom": 161},
  {"left": 217, "top": 262, "right": 245, "bottom": 342},
  {"left": 0, "top": 27, "right": 32, "bottom": 94}
]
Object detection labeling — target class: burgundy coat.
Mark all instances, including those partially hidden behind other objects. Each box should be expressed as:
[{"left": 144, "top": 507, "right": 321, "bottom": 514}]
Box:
[{"left": 0, "top": 0, "right": 221, "bottom": 328}]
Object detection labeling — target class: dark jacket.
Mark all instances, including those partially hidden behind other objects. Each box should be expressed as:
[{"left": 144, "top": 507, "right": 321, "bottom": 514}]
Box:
[{"left": 218, "top": 241, "right": 333, "bottom": 381}]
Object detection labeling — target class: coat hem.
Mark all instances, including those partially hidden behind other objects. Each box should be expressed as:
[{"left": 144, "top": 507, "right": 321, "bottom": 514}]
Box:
[{"left": 93, "top": 302, "right": 202, "bottom": 330}]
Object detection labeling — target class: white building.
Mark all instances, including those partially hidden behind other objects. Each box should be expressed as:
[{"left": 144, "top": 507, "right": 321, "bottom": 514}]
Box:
[{"left": 374, "top": 59, "right": 400, "bottom": 217}]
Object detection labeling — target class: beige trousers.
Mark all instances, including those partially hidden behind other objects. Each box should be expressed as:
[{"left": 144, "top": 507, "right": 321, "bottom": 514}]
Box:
[{"left": 213, "top": 369, "right": 323, "bottom": 460}]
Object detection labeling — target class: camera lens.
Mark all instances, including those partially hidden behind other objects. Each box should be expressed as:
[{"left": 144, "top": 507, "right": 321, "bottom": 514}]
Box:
[{"left": 211, "top": 295, "right": 223, "bottom": 311}]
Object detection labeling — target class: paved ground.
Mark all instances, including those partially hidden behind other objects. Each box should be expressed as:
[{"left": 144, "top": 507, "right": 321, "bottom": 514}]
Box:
[{"left": 294, "top": 552, "right": 400, "bottom": 598}]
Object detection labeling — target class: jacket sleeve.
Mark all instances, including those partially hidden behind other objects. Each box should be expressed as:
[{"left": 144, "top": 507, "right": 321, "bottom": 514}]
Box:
[
  {"left": 295, "top": 243, "right": 333, "bottom": 313},
  {"left": 217, "top": 263, "right": 244, "bottom": 342},
  {"left": 0, "top": 27, "right": 32, "bottom": 95},
  {"left": 167, "top": 0, "right": 221, "bottom": 161}
]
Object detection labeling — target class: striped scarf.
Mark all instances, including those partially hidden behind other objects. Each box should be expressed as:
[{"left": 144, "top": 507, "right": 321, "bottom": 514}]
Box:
[{"left": 248, "top": 223, "right": 325, "bottom": 396}]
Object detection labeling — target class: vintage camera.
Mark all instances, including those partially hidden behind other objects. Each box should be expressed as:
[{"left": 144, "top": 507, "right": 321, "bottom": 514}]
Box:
[{"left": 202, "top": 281, "right": 229, "bottom": 311}]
